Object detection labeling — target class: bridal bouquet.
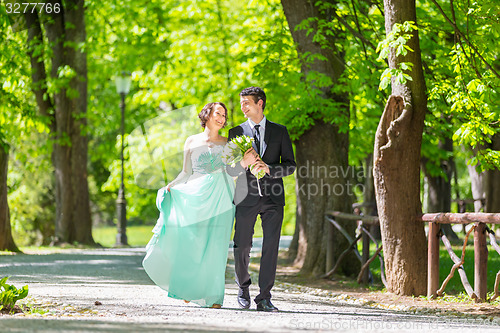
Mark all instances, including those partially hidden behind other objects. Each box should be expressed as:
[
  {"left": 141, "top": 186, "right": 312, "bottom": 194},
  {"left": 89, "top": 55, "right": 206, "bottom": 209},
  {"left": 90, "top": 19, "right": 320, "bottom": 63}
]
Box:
[{"left": 221, "top": 135, "right": 265, "bottom": 180}]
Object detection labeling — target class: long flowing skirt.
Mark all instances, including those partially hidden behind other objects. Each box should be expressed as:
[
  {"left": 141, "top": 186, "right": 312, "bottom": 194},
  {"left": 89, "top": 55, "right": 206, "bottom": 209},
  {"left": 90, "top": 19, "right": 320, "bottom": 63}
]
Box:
[{"left": 142, "top": 171, "right": 235, "bottom": 307}]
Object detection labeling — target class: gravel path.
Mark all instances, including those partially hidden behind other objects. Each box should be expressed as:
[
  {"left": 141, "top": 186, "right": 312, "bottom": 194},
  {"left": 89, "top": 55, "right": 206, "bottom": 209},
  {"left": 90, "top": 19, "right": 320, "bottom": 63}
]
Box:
[{"left": 1, "top": 247, "right": 499, "bottom": 332}]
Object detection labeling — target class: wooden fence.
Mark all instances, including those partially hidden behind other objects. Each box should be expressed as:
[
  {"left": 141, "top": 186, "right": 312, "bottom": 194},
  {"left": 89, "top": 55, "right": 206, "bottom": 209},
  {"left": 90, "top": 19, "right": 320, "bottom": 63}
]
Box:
[
  {"left": 324, "top": 211, "right": 387, "bottom": 288},
  {"left": 422, "top": 213, "right": 500, "bottom": 302},
  {"left": 323, "top": 211, "right": 500, "bottom": 302}
]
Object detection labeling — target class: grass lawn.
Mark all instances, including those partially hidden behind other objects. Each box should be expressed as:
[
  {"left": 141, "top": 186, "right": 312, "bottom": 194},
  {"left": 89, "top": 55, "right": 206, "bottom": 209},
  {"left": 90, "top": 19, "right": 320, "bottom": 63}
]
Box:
[
  {"left": 437, "top": 245, "right": 500, "bottom": 297},
  {"left": 92, "top": 225, "right": 155, "bottom": 248},
  {"left": 93, "top": 218, "right": 295, "bottom": 248}
]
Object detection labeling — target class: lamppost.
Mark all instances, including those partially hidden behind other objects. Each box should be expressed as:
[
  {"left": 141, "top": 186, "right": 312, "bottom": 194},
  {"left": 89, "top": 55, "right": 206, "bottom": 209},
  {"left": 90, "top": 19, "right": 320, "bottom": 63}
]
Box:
[{"left": 114, "top": 72, "right": 131, "bottom": 246}]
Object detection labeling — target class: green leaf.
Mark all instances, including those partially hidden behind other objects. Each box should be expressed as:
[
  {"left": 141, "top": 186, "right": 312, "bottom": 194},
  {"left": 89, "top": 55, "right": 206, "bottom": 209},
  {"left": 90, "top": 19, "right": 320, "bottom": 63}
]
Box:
[
  {"left": 0, "top": 277, "right": 8, "bottom": 287},
  {"left": 403, "top": 73, "right": 413, "bottom": 81}
]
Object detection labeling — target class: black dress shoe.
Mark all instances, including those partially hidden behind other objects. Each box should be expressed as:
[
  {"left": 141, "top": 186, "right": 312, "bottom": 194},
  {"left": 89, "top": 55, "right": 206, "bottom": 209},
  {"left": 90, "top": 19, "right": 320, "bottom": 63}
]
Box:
[
  {"left": 256, "top": 299, "right": 278, "bottom": 312},
  {"left": 237, "top": 288, "right": 250, "bottom": 309}
]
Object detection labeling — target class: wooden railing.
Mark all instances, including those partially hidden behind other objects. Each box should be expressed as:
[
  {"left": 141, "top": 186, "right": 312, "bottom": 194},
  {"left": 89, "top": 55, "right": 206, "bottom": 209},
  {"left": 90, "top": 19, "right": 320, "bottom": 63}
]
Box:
[
  {"left": 323, "top": 211, "right": 500, "bottom": 301},
  {"left": 422, "top": 213, "right": 500, "bottom": 302}
]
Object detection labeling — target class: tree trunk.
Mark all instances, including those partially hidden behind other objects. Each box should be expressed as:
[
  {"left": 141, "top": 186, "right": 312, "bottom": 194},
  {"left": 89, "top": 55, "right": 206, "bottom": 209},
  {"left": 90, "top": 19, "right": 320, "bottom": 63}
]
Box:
[
  {"left": 363, "top": 154, "right": 380, "bottom": 240},
  {"left": 373, "top": 0, "right": 428, "bottom": 295},
  {"left": 466, "top": 149, "right": 486, "bottom": 213},
  {"left": 25, "top": 0, "right": 94, "bottom": 245},
  {"left": 423, "top": 138, "right": 458, "bottom": 240},
  {"left": 43, "top": 0, "right": 74, "bottom": 243},
  {"left": 281, "top": 0, "right": 358, "bottom": 276},
  {"left": 486, "top": 134, "right": 500, "bottom": 213},
  {"left": 288, "top": 181, "right": 302, "bottom": 261},
  {"left": 66, "top": 0, "right": 93, "bottom": 244},
  {"left": 295, "top": 122, "right": 357, "bottom": 276},
  {"left": 0, "top": 146, "right": 19, "bottom": 252}
]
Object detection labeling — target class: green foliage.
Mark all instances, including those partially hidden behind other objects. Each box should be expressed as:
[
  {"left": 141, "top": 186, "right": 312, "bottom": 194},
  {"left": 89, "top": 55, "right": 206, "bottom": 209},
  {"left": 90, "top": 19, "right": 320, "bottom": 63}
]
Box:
[
  {"left": 272, "top": 2, "right": 352, "bottom": 138},
  {"left": 376, "top": 21, "right": 417, "bottom": 58},
  {"left": 376, "top": 21, "right": 417, "bottom": 90},
  {"left": 421, "top": 0, "right": 500, "bottom": 172},
  {"left": 87, "top": 0, "right": 302, "bottom": 227},
  {"left": 466, "top": 149, "right": 500, "bottom": 172},
  {"left": 46, "top": 64, "right": 78, "bottom": 98},
  {"left": 3, "top": 0, "right": 499, "bottom": 247},
  {"left": 1, "top": 8, "right": 55, "bottom": 246},
  {"left": 0, "top": 276, "right": 29, "bottom": 313},
  {"left": 9, "top": 148, "right": 55, "bottom": 246},
  {"left": 378, "top": 63, "right": 414, "bottom": 91},
  {"left": 284, "top": 0, "right": 389, "bottom": 167}
]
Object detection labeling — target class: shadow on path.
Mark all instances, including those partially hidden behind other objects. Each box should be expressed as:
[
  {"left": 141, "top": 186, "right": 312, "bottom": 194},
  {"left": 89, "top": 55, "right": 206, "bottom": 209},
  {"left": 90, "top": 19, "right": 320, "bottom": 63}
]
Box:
[
  {"left": 0, "top": 248, "right": 152, "bottom": 285},
  {"left": 0, "top": 247, "right": 497, "bottom": 333},
  {"left": 0, "top": 318, "right": 243, "bottom": 333}
]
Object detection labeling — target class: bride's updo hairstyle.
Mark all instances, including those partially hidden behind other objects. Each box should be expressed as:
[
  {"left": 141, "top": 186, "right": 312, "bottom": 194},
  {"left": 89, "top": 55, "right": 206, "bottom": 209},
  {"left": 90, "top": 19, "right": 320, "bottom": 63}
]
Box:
[{"left": 198, "top": 102, "right": 228, "bottom": 128}]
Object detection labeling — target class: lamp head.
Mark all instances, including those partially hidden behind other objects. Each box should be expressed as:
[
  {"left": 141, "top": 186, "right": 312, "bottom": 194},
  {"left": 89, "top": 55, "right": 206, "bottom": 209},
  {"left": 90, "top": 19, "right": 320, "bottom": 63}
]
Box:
[{"left": 115, "top": 71, "right": 131, "bottom": 95}]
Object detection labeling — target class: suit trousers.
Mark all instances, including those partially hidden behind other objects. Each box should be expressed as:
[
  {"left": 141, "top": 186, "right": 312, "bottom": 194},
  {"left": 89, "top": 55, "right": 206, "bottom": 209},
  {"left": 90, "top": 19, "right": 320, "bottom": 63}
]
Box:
[{"left": 233, "top": 195, "right": 284, "bottom": 303}]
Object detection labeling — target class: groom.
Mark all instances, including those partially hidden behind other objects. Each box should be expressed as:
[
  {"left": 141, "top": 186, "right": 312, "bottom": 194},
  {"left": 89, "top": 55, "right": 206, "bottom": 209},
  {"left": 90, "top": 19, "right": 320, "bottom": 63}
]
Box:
[{"left": 227, "top": 86, "right": 296, "bottom": 312}]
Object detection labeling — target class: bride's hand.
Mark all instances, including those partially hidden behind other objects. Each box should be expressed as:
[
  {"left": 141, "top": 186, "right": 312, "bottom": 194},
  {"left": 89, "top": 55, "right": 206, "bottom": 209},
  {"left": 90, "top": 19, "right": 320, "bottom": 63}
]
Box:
[
  {"left": 163, "top": 183, "right": 174, "bottom": 192},
  {"left": 252, "top": 160, "right": 270, "bottom": 174}
]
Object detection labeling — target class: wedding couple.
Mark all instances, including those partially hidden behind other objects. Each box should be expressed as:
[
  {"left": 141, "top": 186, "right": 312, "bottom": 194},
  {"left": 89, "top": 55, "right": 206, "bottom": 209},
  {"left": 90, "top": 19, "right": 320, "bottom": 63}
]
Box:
[{"left": 142, "top": 87, "right": 296, "bottom": 312}]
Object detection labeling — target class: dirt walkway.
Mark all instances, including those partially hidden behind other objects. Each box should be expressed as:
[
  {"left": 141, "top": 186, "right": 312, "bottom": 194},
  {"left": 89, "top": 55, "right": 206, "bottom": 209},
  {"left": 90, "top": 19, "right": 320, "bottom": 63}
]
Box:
[{"left": 0, "top": 248, "right": 499, "bottom": 332}]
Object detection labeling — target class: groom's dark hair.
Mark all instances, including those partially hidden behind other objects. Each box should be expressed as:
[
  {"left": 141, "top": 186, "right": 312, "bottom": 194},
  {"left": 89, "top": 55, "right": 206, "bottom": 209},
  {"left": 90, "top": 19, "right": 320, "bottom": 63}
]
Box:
[{"left": 240, "top": 86, "right": 266, "bottom": 110}]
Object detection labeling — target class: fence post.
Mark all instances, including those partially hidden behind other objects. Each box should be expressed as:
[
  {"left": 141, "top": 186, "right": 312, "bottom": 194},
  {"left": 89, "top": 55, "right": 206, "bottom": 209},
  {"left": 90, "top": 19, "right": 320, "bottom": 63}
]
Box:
[
  {"left": 427, "top": 221, "right": 440, "bottom": 297},
  {"left": 474, "top": 222, "right": 488, "bottom": 301},
  {"left": 361, "top": 223, "right": 370, "bottom": 284},
  {"left": 326, "top": 217, "right": 335, "bottom": 273}
]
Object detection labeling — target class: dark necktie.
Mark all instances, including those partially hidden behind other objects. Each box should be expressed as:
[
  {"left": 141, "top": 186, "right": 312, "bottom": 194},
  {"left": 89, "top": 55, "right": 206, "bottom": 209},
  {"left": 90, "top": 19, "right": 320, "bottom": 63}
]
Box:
[{"left": 253, "top": 124, "right": 261, "bottom": 155}]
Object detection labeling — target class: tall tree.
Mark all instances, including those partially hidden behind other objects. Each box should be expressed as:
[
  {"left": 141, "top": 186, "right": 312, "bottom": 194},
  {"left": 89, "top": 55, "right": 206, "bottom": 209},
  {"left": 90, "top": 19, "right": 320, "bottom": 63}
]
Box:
[
  {"left": 281, "top": 0, "right": 358, "bottom": 276},
  {"left": 0, "top": 11, "right": 39, "bottom": 251},
  {"left": 0, "top": 143, "right": 18, "bottom": 252},
  {"left": 467, "top": 139, "right": 500, "bottom": 213},
  {"left": 373, "top": 1, "right": 428, "bottom": 295},
  {"left": 486, "top": 134, "right": 500, "bottom": 212},
  {"left": 24, "top": 0, "right": 94, "bottom": 244},
  {"left": 466, "top": 148, "right": 487, "bottom": 212}
]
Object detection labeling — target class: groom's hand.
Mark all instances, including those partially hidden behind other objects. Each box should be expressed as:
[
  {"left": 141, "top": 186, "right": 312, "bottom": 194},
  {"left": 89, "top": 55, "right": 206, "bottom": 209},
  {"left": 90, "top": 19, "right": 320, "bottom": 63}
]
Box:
[{"left": 241, "top": 148, "right": 258, "bottom": 168}]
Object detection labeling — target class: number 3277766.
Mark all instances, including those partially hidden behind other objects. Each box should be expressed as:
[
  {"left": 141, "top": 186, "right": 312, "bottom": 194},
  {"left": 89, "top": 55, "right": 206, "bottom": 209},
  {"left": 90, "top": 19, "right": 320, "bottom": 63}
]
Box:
[{"left": 5, "top": 2, "right": 61, "bottom": 14}]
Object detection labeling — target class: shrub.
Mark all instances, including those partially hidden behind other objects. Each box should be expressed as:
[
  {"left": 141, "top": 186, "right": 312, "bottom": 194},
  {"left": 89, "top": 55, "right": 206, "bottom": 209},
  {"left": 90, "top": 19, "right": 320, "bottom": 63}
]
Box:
[{"left": 0, "top": 276, "right": 28, "bottom": 314}]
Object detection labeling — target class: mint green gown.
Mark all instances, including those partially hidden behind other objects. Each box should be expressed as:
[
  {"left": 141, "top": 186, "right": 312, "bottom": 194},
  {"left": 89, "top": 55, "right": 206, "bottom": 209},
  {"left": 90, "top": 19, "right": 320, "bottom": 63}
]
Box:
[{"left": 142, "top": 145, "right": 235, "bottom": 307}]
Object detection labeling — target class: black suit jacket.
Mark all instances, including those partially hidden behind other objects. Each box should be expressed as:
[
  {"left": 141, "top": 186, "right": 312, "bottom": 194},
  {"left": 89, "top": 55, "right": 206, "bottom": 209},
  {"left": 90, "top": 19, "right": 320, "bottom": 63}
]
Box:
[{"left": 227, "top": 119, "right": 296, "bottom": 206}]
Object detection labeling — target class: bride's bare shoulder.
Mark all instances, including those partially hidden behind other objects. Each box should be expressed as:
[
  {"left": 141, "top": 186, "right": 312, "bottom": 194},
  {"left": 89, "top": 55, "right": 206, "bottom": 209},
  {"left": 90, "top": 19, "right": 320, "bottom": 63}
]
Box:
[
  {"left": 184, "top": 134, "right": 200, "bottom": 150},
  {"left": 187, "top": 133, "right": 205, "bottom": 141}
]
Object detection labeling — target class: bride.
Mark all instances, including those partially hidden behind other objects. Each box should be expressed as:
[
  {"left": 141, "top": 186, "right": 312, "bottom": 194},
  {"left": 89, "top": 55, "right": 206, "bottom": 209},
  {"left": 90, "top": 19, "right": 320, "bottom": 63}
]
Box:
[{"left": 142, "top": 102, "right": 235, "bottom": 308}]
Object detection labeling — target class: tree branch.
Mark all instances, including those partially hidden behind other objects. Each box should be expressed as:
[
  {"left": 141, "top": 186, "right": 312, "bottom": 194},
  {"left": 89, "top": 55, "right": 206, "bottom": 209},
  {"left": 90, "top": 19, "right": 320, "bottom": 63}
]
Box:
[
  {"left": 349, "top": 0, "right": 367, "bottom": 57},
  {"left": 331, "top": 10, "right": 376, "bottom": 51},
  {"left": 429, "top": 0, "right": 500, "bottom": 79}
]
